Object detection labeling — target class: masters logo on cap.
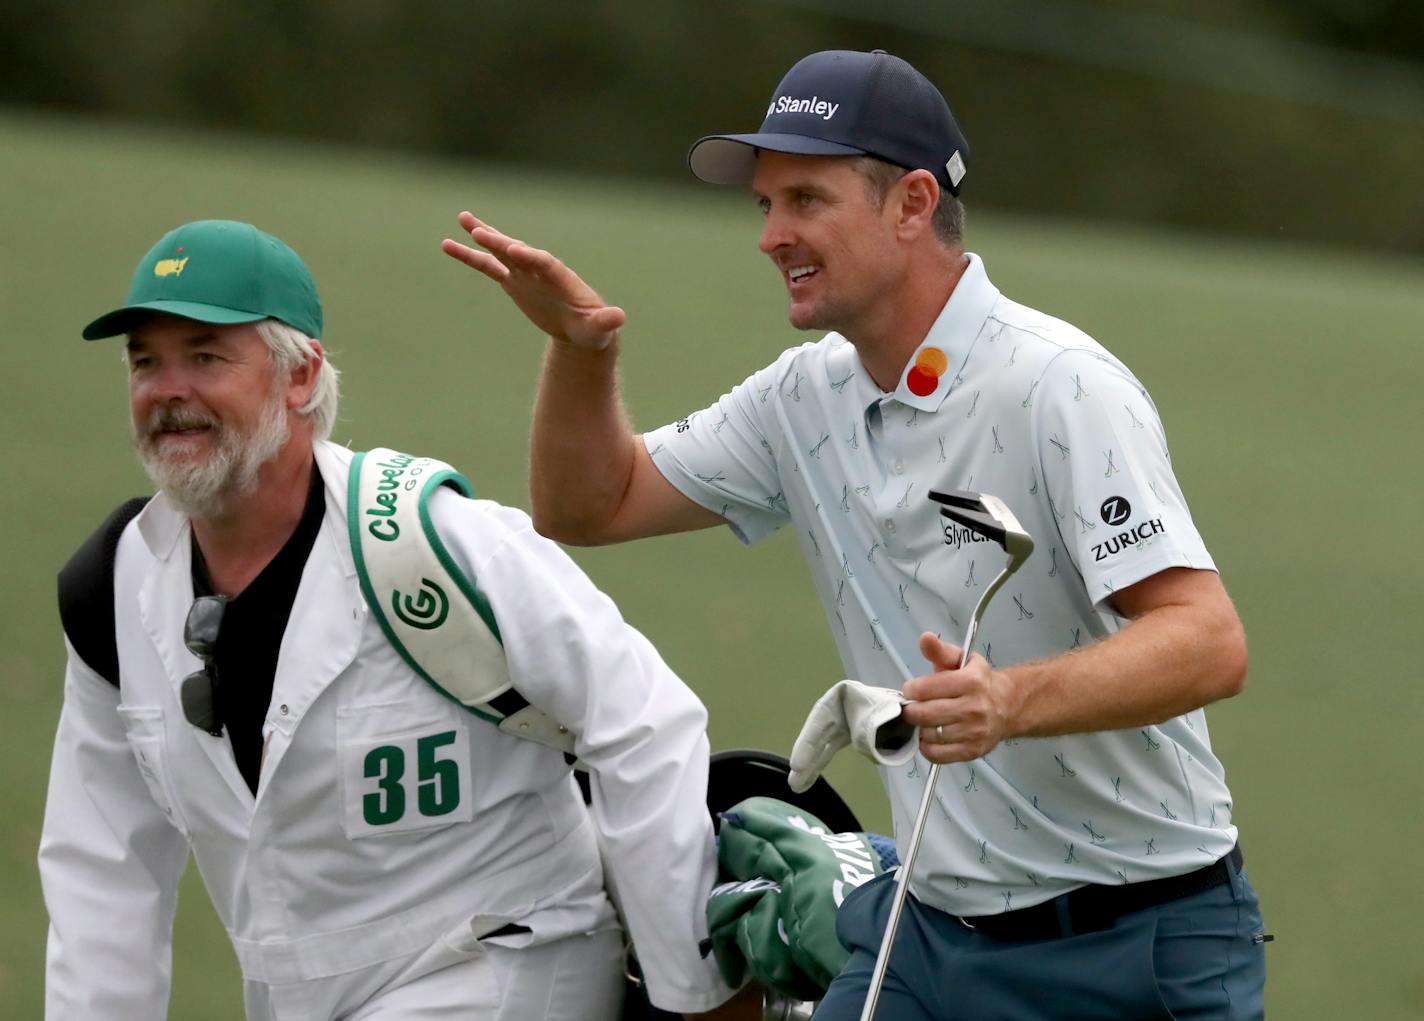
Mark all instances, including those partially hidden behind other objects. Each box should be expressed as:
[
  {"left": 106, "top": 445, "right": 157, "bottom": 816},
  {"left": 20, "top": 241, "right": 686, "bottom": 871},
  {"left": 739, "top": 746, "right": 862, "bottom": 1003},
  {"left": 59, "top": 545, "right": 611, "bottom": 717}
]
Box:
[{"left": 82, "top": 220, "right": 323, "bottom": 341}]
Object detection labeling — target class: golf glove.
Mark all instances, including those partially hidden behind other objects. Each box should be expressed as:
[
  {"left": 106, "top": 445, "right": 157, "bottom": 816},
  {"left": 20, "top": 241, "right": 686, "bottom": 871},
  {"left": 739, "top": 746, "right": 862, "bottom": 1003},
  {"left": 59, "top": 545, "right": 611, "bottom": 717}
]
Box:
[{"left": 787, "top": 680, "right": 916, "bottom": 793}]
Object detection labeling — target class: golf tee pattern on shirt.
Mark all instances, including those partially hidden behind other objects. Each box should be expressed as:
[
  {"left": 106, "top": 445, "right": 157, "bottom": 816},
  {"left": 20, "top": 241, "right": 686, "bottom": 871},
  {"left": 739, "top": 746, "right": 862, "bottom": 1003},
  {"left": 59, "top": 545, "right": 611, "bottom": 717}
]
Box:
[{"left": 644, "top": 254, "right": 1237, "bottom": 916}]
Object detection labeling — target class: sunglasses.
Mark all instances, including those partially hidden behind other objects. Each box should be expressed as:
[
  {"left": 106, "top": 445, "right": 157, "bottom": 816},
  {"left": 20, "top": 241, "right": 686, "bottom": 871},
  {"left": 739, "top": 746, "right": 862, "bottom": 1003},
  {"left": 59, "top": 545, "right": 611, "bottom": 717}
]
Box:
[{"left": 181, "top": 595, "right": 230, "bottom": 736}]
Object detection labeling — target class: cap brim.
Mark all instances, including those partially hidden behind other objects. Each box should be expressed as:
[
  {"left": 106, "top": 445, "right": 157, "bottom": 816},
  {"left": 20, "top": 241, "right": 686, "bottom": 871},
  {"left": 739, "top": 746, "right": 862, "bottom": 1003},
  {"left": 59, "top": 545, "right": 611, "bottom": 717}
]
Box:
[
  {"left": 82, "top": 300, "right": 266, "bottom": 341},
  {"left": 688, "top": 132, "right": 868, "bottom": 185}
]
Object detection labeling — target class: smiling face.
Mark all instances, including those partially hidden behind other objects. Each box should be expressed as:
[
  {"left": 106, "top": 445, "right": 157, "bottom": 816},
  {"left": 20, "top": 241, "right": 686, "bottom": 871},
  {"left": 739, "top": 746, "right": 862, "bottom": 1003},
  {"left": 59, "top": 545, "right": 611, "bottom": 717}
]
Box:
[
  {"left": 752, "top": 151, "right": 906, "bottom": 340},
  {"left": 126, "top": 316, "right": 296, "bottom": 519}
]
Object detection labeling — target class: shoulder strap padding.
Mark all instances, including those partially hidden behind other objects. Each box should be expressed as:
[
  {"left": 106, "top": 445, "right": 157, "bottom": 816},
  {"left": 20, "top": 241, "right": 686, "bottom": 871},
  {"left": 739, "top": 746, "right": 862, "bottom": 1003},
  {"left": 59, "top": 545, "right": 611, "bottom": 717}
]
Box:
[
  {"left": 348, "top": 449, "right": 576, "bottom": 755},
  {"left": 57, "top": 497, "right": 150, "bottom": 688}
]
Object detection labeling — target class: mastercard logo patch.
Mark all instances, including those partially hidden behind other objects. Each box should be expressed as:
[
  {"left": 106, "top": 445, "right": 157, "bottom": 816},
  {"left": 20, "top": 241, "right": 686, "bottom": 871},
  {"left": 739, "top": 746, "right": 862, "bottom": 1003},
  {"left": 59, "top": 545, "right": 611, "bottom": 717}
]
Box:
[{"left": 906, "top": 346, "right": 948, "bottom": 397}]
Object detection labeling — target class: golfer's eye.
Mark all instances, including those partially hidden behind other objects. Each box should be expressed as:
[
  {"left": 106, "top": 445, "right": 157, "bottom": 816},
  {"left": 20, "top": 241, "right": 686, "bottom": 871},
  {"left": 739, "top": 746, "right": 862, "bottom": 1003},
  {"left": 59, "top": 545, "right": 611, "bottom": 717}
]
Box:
[
  {"left": 756, "top": 196, "right": 771, "bottom": 215},
  {"left": 128, "top": 356, "right": 153, "bottom": 373}
]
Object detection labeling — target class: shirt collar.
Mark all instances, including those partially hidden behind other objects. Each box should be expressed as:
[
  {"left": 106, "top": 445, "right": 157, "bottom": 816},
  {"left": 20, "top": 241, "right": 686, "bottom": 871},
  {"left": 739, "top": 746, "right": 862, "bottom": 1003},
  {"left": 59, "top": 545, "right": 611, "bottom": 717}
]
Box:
[{"left": 889, "top": 252, "right": 1000, "bottom": 412}]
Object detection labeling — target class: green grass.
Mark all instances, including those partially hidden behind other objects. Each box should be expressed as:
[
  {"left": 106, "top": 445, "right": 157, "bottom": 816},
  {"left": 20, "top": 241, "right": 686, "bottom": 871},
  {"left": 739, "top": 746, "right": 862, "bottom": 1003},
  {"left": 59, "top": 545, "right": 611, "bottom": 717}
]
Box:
[{"left": 3, "top": 107, "right": 1422, "bottom": 1018}]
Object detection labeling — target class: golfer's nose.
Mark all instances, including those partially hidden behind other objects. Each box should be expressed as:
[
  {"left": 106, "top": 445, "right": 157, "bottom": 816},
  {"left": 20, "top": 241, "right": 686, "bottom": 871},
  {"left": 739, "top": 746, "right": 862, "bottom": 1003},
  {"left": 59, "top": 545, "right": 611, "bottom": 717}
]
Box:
[{"left": 759, "top": 208, "right": 795, "bottom": 255}]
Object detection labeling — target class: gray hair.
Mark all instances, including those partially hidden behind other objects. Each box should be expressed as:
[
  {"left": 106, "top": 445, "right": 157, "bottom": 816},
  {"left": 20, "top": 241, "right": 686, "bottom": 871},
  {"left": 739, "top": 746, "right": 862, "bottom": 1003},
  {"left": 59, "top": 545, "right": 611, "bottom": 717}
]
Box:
[
  {"left": 255, "top": 319, "right": 340, "bottom": 440},
  {"left": 852, "top": 156, "right": 965, "bottom": 248}
]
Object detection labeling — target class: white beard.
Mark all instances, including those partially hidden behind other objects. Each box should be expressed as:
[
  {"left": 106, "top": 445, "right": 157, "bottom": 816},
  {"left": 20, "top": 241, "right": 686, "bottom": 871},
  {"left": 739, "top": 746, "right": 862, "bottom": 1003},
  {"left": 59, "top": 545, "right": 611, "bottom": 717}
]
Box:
[{"left": 133, "top": 384, "right": 291, "bottom": 520}]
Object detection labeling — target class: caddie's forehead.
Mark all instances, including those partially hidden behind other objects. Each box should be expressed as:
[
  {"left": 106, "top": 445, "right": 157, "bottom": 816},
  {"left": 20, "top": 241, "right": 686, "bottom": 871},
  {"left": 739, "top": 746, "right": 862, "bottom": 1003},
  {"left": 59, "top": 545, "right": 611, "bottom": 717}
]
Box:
[{"left": 126, "top": 316, "right": 264, "bottom": 354}]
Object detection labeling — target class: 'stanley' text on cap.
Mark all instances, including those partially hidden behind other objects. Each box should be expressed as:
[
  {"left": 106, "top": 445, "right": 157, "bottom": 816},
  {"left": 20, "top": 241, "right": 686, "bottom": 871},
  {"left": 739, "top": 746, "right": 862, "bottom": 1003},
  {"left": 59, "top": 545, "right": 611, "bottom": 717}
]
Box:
[{"left": 767, "top": 95, "right": 840, "bottom": 121}]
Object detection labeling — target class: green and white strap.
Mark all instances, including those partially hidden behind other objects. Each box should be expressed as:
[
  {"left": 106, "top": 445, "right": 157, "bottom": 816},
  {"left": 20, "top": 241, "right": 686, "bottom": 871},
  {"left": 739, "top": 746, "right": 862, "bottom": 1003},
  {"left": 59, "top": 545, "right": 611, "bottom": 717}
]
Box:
[{"left": 347, "top": 448, "right": 575, "bottom": 755}]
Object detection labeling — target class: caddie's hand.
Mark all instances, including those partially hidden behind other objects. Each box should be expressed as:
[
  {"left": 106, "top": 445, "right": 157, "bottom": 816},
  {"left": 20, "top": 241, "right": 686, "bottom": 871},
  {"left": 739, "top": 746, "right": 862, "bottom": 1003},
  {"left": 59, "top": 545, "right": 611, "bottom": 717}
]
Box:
[
  {"left": 900, "top": 632, "right": 1016, "bottom": 764},
  {"left": 684, "top": 982, "right": 762, "bottom": 1021},
  {"left": 441, "top": 211, "right": 627, "bottom": 350}
]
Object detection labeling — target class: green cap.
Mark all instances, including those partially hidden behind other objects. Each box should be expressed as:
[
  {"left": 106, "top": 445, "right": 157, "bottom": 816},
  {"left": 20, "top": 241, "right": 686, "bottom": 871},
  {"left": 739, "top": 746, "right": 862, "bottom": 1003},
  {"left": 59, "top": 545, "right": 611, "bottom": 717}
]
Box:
[{"left": 82, "top": 220, "right": 323, "bottom": 340}]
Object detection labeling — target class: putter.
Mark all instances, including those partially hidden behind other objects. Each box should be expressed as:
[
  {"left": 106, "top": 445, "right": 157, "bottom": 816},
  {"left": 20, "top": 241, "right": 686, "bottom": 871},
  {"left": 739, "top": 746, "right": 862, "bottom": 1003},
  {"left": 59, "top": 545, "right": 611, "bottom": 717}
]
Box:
[{"left": 858, "top": 489, "right": 1034, "bottom": 1021}]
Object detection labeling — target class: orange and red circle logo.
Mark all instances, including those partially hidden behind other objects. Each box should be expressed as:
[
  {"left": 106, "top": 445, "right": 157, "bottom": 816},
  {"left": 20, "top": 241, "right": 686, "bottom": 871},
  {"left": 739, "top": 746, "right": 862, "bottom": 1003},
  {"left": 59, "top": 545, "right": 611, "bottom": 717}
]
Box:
[{"left": 906, "top": 347, "right": 948, "bottom": 397}]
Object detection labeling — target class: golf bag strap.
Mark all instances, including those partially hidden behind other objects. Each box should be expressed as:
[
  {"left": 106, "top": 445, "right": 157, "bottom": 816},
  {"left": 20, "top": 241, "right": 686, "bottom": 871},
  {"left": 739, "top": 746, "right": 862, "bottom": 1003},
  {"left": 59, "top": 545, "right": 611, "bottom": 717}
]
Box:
[
  {"left": 347, "top": 448, "right": 576, "bottom": 756},
  {"left": 57, "top": 496, "right": 151, "bottom": 688}
]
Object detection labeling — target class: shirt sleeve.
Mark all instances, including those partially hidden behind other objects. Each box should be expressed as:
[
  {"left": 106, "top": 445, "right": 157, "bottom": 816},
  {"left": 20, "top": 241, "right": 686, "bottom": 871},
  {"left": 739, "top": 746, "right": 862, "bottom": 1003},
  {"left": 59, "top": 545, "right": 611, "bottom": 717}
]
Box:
[
  {"left": 1031, "top": 349, "right": 1216, "bottom": 610},
  {"left": 39, "top": 642, "right": 189, "bottom": 1020},
  {"left": 643, "top": 348, "right": 806, "bottom": 545},
  {"left": 431, "top": 494, "right": 738, "bottom": 1014}
]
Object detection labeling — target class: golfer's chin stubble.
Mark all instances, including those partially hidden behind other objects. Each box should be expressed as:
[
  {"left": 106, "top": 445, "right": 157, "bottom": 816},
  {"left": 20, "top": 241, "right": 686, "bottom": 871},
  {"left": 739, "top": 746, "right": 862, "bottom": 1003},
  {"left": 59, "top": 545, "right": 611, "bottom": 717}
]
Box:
[
  {"left": 783, "top": 270, "right": 868, "bottom": 335},
  {"left": 787, "top": 295, "right": 856, "bottom": 335}
]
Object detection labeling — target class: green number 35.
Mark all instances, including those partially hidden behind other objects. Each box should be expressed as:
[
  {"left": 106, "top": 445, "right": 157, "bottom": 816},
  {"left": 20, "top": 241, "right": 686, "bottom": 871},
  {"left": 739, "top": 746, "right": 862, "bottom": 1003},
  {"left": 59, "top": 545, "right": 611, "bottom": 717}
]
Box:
[{"left": 363, "top": 730, "right": 461, "bottom": 826}]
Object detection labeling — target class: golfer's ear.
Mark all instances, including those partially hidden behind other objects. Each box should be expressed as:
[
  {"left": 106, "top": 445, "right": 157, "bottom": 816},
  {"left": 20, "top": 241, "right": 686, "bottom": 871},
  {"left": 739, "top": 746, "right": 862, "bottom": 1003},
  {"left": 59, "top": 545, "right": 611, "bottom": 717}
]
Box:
[{"left": 894, "top": 170, "right": 940, "bottom": 240}]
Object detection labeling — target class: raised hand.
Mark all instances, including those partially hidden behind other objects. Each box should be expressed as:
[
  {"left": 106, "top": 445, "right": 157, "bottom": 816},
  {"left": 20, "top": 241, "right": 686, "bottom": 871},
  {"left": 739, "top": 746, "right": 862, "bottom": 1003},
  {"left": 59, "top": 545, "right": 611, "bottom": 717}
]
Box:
[{"left": 441, "top": 211, "right": 627, "bottom": 350}]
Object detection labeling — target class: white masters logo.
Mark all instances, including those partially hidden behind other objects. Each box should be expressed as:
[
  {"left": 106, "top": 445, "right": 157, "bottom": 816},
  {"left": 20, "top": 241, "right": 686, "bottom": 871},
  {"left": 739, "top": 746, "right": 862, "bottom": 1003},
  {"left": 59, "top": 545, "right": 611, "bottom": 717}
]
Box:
[{"left": 767, "top": 94, "right": 840, "bottom": 121}]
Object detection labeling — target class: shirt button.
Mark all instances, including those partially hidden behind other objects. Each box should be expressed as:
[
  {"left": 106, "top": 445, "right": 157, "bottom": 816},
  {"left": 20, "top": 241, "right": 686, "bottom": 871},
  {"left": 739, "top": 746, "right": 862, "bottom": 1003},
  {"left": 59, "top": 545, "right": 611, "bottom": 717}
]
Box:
[
  {"left": 279, "top": 704, "right": 290, "bottom": 716},
  {"left": 892, "top": 459, "right": 905, "bottom": 475},
  {"left": 884, "top": 518, "right": 897, "bottom": 533}
]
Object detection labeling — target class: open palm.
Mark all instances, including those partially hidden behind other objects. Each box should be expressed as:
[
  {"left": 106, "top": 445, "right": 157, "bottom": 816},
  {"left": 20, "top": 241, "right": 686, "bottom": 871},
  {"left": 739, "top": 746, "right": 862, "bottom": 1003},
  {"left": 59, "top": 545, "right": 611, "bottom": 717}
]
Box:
[{"left": 441, "top": 211, "right": 626, "bottom": 350}]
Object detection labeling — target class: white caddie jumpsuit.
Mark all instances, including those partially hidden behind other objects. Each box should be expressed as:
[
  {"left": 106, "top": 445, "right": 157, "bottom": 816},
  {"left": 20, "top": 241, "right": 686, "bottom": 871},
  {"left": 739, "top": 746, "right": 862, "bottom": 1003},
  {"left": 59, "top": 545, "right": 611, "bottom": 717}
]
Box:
[{"left": 40, "top": 440, "right": 735, "bottom": 1019}]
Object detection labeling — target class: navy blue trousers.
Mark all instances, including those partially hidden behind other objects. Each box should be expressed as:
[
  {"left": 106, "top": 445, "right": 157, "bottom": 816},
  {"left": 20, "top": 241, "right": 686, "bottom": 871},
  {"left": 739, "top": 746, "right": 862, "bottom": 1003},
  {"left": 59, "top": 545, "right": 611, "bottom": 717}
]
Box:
[{"left": 815, "top": 860, "right": 1267, "bottom": 1020}]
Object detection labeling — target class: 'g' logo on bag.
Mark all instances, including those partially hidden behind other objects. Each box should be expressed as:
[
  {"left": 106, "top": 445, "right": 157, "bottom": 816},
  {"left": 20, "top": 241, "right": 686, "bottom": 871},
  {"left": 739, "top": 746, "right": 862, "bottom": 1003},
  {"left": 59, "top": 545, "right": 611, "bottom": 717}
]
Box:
[{"left": 392, "top": 579, "right": 449, "bottom": 630}]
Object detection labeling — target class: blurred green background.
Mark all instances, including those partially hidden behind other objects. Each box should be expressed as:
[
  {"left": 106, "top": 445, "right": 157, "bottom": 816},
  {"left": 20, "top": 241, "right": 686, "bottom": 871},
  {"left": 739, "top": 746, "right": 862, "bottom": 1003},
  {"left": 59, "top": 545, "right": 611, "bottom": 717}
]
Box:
[{"left": 4, "top": 2, "right": 1422, "bottom": 1018}]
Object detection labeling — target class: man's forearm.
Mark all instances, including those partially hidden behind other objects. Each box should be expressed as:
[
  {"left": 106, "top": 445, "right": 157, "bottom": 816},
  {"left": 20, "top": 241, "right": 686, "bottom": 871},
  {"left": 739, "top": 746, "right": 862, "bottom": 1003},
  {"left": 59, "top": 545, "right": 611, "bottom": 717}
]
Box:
[
  {"left": 1004, "top": 599, "right": 1247, "bottom": 739},
  {"left": 906, "top": 569, "right": 1248, "bottom": 761},
  {"left": 529, "top": 337, "right": 638, "bottom": 543}
]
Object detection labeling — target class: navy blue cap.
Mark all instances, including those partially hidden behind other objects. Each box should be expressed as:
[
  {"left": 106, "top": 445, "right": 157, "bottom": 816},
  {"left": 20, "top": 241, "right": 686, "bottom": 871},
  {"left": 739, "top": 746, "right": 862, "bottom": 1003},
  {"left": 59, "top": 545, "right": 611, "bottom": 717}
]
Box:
[{"left": 688, "top": 50, "right": 970, "bottom": 195}]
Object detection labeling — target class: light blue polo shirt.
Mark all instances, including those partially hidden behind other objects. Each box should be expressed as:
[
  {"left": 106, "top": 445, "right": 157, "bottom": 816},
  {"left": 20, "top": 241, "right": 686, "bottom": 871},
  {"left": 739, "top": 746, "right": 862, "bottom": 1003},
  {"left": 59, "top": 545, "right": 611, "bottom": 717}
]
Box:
[{"left": 644, "top": 254, "right": 1239, "bottom": 915}]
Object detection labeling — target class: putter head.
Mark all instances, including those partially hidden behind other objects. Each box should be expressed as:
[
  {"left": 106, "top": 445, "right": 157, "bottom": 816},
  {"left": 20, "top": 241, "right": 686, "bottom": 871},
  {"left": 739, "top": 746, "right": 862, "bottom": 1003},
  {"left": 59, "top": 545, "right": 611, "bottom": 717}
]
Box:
[{"left": 929, "top": 489, "right": 1035, "bottom": 568}]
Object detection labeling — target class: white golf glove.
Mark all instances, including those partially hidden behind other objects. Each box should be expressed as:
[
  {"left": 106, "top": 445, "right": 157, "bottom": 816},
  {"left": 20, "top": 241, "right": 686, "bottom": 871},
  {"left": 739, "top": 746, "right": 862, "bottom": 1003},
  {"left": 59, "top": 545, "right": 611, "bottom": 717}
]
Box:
[{"left": 787, "top": 679, "right": 917, "bottom": 793}]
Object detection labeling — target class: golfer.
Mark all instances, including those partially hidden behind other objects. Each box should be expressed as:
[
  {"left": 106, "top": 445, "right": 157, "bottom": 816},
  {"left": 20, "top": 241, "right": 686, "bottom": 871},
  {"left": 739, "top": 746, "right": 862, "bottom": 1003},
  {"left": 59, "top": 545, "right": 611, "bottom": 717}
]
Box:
[
  {"left": 446, "top": 49, "right": 1269, "bottom": 1019},
  {"left": 40, "top": 220, "right": 757, "bottom": 1020}
]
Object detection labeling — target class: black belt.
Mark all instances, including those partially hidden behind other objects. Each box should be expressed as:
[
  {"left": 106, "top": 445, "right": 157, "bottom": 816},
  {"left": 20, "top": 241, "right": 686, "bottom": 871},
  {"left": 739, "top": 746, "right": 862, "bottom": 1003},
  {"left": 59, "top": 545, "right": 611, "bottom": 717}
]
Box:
[{"left": 960, "top": 844, "right": 1243, "bottom": 941}]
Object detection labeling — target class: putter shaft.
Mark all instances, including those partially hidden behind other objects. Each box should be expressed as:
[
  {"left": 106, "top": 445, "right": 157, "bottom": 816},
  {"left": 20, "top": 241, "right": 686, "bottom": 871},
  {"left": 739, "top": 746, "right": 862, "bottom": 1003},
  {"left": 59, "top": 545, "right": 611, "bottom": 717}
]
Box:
[{"left": 856, "top": 641, "right": 972, "bottom": 1021}]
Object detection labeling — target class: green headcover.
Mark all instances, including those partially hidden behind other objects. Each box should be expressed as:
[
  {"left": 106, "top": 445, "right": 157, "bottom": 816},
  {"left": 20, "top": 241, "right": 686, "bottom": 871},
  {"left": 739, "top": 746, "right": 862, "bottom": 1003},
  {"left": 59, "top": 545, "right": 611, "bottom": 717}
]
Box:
[{"left": 706, "top": 796, "right": 888, "bottom": 1001}]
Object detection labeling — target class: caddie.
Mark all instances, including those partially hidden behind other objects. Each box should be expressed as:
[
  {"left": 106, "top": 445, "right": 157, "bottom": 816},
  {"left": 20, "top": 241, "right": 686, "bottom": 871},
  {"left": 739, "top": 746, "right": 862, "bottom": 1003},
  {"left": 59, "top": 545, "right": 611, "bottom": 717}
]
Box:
[
  {"left": 445, "top": 49, "right": 1269, "bottom": 1021},
  {"left": 39, "top": 219, "right": 758, "bottom": 1021}
]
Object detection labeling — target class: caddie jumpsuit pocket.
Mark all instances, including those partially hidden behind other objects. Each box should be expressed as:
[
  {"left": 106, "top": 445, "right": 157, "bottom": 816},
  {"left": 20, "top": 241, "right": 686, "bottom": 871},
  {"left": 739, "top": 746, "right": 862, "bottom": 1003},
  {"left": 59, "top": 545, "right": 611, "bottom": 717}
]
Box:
[
  {"left": 116, "top": 704, "right": 191, "bottom": 836},
  {"left": 344, "top": 920, "right": 505, "bottom": 1020},
  {"left": 336, "top": 699, "right": 476, "bottom": 840},
  {"left": 268, "top": 928, "right": 504, "bottom": 1021}
]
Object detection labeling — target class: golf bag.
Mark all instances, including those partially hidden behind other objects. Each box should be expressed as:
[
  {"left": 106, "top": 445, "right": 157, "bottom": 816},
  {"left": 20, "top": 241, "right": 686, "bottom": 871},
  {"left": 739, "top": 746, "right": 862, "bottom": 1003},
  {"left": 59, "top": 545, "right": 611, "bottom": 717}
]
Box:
[{"left": 622, "top": 749, "right": 866, "bottom": 1021}]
